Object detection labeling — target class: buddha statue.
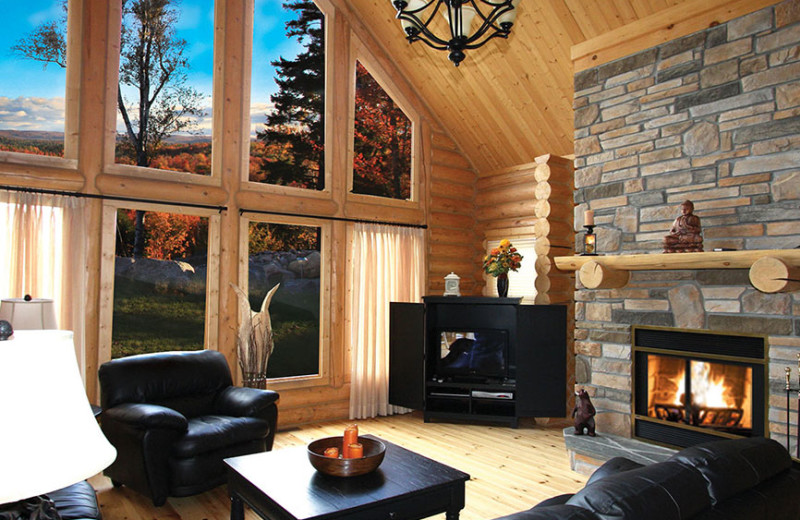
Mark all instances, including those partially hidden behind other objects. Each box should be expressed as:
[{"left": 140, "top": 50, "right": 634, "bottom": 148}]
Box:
[{"left": 663, "top": 200, "right": 703, "bottom": 253}]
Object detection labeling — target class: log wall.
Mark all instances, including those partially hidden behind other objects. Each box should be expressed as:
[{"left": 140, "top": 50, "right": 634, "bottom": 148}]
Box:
[
  {"left": 476, "top": 154, "right": 576, "bottom": 416},
  {"left": 427, "top": 130, "right": 481, "bottom": 296}
]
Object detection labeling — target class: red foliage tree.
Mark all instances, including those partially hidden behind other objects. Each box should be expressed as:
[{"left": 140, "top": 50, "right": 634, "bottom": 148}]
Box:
[
  {"left": 119, "top": 209, "right": 207, "bottom": 260},
  {"left": 352, "top": 62, "right": 411, "bottom": 200}
]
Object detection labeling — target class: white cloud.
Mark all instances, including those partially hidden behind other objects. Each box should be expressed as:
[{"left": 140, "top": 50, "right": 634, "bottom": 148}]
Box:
[
  {"left": 0, "top": 96, "right": 64, "bottom": 131},
  {"left": 250, "top": 101, "right": 276, "bottom": 136},
  {"left": 28, "top": 1, "right": 64, "bottom": 26},
  {"left": 193, "top": 105, "right": 213, "bottom": 135}
]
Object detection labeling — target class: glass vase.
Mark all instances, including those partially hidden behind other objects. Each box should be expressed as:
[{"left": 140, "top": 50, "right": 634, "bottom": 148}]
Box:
[{"left": 496, "top": 273, "right": 509, "bottom": 298}]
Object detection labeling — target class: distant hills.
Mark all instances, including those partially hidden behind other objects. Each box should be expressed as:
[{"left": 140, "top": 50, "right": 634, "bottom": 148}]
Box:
[
  {"left": 0, "top": 129, "right": 212, "bottom": 144},
  {"left": 0, "top": 129, "right": 63, "bottom": 142}
]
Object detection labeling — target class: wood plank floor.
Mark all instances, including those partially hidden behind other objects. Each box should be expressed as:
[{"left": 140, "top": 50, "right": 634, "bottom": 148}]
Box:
[{"left": 90, "top": 412, "right": 587, "bottom": 520}]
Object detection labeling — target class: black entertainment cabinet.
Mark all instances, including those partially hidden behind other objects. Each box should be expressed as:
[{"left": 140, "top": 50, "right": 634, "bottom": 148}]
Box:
[{"left": 389, "top": 296, "right": 567, "bottom": 428}]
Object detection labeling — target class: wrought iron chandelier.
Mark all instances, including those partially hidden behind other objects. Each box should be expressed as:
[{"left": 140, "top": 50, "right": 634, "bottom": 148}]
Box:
[{"left": 392, "top": 0, "right": 520, "bottom": 66}]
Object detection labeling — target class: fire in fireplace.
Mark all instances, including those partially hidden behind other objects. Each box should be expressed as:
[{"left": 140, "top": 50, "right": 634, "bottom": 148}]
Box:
[
  {"left": 633, "top": 326, "right": 766, "bottom": 448},
  {"left": 647, "top": 355, "right": 753, "bottom": 433}
]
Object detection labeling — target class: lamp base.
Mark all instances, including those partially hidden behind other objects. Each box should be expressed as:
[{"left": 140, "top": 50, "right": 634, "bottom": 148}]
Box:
[{"left": 0, "top": 496, "right": 61, "bottom": 520}]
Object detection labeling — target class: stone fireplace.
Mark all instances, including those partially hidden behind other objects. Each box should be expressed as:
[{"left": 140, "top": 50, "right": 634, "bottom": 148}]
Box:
[{"left": 571, "top": 0, "right": 800, "bottom": 458}]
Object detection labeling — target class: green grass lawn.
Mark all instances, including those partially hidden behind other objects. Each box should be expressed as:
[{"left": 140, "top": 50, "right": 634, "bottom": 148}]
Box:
[{"left": 112, "top": 277, "right": 319, "bottom": 377}]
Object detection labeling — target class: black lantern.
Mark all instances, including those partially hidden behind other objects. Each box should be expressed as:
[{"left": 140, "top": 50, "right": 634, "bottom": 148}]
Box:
[{"left": 582, "top": 225, "right": 597, "bottom": 256}]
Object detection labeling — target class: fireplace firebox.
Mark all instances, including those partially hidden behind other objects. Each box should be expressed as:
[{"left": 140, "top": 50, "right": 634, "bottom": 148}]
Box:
[{"left": 633, "top": 326, "right": 767, "bottom": 449}]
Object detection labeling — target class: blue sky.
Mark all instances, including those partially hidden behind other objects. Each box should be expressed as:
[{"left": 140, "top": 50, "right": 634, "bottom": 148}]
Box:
[{"left": 0, "top": 0, "right": 303, "bottom": 135}]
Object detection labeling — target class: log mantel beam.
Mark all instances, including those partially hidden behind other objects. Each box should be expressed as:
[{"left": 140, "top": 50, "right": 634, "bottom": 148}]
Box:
[{"left": 555, "top": 250, "right": 800, "bottom": 293}]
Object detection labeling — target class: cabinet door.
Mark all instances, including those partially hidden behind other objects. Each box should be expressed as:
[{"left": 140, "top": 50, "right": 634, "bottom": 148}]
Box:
[
  {"left": 389, "top": 302, "right": 425, "bottom": 410},
  {"left": 516, "top": 305, "right": 567, "bottom": 417}
]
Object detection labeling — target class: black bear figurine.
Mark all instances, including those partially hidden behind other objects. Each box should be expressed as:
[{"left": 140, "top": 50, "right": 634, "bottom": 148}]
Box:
[{"left": 573, "top": 388, "right": 596, "bottom": 437}]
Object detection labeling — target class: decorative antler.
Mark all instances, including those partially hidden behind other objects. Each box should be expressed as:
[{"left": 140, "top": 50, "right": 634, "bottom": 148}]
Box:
[{"left": 230, "top": 283, "right": 280, "bottom": 388}]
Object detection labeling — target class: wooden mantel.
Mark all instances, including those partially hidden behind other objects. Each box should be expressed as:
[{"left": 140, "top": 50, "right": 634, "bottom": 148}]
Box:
[{"left": 554, "top": 250, "right": 800, "bottom": 293}]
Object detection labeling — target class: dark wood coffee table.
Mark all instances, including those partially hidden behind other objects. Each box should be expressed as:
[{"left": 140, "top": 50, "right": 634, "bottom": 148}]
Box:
[{"left": 225, "top": 435, "right": 470, "bottom": 520}]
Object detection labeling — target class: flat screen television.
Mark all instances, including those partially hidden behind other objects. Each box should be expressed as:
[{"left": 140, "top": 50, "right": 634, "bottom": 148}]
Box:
[{"left": 436, "top": 329, "right": 509, "bottom": 382}]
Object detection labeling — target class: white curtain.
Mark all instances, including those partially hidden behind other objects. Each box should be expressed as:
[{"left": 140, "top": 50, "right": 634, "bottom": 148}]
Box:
[
  {"left": 0, "top": 191, "right": 88, "bottom": 379},
  {"left": 348, "top": 222, "right": 425, "bottom": 419}
]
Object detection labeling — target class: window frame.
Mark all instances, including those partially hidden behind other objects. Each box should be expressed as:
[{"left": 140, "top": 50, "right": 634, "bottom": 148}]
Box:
[
  {"left": 100, "top": 0, "right": 222, "bottom": 185},
  {"left": 0, "top": 0, "right": 82, "bottom": 169},
  {"left": 347, "top": 41, "right": 422, "bottom": 210},
  {"left": 239, "top": 212, "right": 333, "bottom": 390},
  {"left": 242, "top": 0, "right": 335, "bottom": 197},
  {"left": 97, "top": 200, "right": 221, "bottom": 364}
]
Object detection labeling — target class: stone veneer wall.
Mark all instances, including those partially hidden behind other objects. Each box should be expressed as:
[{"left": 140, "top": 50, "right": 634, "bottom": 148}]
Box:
[{"left": 572, "top": 1, "right": 800, "bottom": 450}]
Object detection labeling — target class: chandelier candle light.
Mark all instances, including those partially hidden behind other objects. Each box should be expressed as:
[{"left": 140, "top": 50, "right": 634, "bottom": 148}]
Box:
[{"left": 392, "top": 0, "right": 521, "bottom": 66}]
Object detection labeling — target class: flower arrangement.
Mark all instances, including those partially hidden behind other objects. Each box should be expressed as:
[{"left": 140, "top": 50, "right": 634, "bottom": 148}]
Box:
[{"left": 482, "top": 239, "right": 523, "bottom": 277}]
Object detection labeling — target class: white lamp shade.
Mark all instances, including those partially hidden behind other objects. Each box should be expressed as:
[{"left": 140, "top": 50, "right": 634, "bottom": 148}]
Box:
[
  {"left": 400, "top": 0, "right": 428, "bottom": 31},
  {"left": 442, "top": 4, "right": 477, "bottom": 37},
  {"left": 497, "top": 0, "right": 520, "bottom": 25},
  {"left": 0, "top": 330, "right": 116, "bottom": 503},
  {"left": 0, "top": 298, "right": 58, "bottom": 330}
]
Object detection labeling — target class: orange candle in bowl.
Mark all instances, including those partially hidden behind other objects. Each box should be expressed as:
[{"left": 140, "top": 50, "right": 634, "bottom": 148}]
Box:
[
  {"left": 343, "top": 424, "right": 358, "bottom": 458},
  {"left": 324, "top": 447, "right": 339, "bottom": 458},
  {"left": 348, "top": 443, "right": 363, "bottom": 458}
]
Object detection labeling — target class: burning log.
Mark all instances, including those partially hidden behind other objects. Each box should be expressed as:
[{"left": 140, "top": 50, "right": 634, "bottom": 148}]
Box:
[{"left": 654, "top": 403, "right": 744, "bottom": 429}]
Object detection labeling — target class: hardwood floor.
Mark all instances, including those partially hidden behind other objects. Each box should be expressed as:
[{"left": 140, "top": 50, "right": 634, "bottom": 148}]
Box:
[{"left": 90, "top": 412, "right": 587, "bottom": 520}]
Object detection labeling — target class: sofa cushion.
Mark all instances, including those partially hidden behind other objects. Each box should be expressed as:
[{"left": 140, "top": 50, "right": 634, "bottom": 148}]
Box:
[
  {"left": 173, "top": 415, "right": 268, "bottom": 457},
  {"left": 669, "top": 437, "right": 790, "bottom": 506},
  {"left": 47, "top": 481, "right": 101, "bottom": 520},
  {"left": 566, "top": 460, "right": 710, "bottom": 520},
  {"left": 586, "top": 457, "right": 645, "bottom": 486},
  {"left": 495, "top": 504, "right": 600, "bottom": 520},
  {"left": 535, "top": 493, "right": 574, "bottom": 507}
]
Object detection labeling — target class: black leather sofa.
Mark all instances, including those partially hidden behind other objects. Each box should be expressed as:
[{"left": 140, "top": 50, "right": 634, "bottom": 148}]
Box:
[
  {"left": 48, "top": 481, "right": 103, "bottom": 520},
  {"left": 0, "top": 481, "right": 102, "bottom": 520},
  {"left": 98, "top": 350, "right": 279, "bottom": 506},
  {"left": 495, "top": 436, "right": 800, "bottom": 520}
]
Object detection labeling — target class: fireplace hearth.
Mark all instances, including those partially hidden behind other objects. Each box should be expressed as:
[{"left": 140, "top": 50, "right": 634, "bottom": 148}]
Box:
[{"left": 633, "top": 326, "right": 766, "bottom": 449}]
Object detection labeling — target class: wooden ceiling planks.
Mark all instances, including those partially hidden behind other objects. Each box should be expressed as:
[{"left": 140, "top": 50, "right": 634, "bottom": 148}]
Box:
[{"left": 343, "top": 0, "right": 769, "bottom": 173}]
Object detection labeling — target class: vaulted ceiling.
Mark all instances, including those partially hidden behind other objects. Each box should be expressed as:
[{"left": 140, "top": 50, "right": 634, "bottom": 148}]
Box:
[{"left": 345, "top": 0, "right": 690, "bottom": 174}]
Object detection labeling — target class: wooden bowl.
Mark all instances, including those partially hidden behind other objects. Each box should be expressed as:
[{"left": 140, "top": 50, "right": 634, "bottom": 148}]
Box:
[{"left": 307, "top": 436, "right": 386, "bottom": 477}]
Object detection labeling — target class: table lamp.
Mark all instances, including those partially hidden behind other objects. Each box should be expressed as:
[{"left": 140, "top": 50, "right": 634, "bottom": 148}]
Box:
[
  {"left": 0, "top": 330, "right": 116, "bottom": 517},
  {"left": 0, "top": 296, "right": 58, "bottom": 330}
]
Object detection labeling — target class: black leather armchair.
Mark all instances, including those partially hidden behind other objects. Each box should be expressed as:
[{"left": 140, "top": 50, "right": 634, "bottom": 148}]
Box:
[{"left": 98, "top": 350, "right": 279, "bottom": 506}]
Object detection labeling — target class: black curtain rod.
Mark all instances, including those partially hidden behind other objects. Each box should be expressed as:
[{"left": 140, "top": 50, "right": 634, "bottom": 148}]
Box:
[
  {"left": 0, "top": 185, "right": 227, "bottom": 213},
  {"left": 240, "top": 208, "right": 428, "bottom": 229},
  {"left": 1, "top": 185, "right": 427, "bottom": 227}
]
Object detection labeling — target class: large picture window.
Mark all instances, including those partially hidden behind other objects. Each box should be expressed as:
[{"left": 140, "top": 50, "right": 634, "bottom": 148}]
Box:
[
  {"left": 249, "top": 0, "right": 326, "bottom": 190},
  {"left": 352, "top": 61, "right": 412, "bottom": 200},
  {"left": 113, "top": 0, "right": 213, "bottom": 175},
  {"left": 0, "top": 1, "right": 69, "bottom": 158},
  {"left": 112, "top": 208, "right": 209, "bottom": 358},
  {"left": 247, "top": 221, "right": 321, "bottom": 378}
]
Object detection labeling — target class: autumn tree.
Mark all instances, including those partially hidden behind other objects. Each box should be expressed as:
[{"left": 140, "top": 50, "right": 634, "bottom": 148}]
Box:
[
  {"left": 248, "top": 223, "right": 319, "bottom": 254},
  {"left": 10, "top": 3, "right": 67, "bottom": 69},
  {"left": 352, "top": 62, "right": 411, "bottom": 200},
  {"left": 117, "top": 210, "right": 207, "bottom": 261},
  {"left": 13, "top": 0, "right": 204, "bottom": 257},
  {"left": 254, "top": 0, "right": 325, "bottom": 190}
]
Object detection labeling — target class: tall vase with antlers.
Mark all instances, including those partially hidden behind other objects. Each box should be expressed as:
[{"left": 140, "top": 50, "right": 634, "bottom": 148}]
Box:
[{"left": 231, "top": 283, "right": 280, "bottom": 389}]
